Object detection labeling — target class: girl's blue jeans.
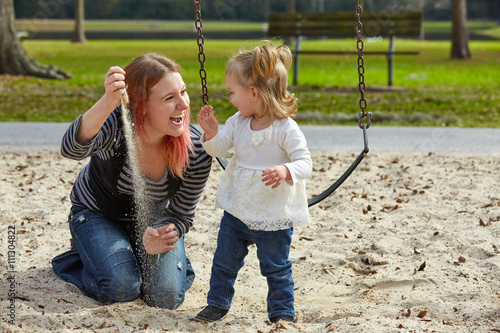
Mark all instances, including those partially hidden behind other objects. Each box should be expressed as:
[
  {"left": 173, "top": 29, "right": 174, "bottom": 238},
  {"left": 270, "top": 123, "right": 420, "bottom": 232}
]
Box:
[
  {"left": 51, "top": 206, "right": 194, "bottom": 309},
  {"left": 207, "top": 211, "right": 295, "bottom": 319}
]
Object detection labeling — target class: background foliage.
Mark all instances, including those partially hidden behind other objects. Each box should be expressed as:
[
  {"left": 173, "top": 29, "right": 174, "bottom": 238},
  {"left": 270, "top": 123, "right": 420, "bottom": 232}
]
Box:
[{"left": 14, "top": 0, "right": 500, "bottom": 21}]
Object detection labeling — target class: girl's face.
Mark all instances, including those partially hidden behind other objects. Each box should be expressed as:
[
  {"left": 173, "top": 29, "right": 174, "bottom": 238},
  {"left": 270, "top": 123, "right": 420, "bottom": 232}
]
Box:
[
  {"left": 143, "top": 72, "right": 190, "bottom": 141},
  {"left": 225, "top": 70, "right": 259, "bottom": 118}
]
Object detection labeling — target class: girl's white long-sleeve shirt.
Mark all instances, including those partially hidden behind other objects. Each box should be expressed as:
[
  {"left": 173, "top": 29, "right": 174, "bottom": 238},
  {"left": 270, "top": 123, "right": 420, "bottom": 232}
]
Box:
[{"left": 202, "top": 112, "right": 312, "bottom": 231}]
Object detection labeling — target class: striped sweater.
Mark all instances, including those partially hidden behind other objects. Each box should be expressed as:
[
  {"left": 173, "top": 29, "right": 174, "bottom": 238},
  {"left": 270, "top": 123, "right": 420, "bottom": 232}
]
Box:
[{"left": 61, "top": 107, "right": 212, "bottom": 238}]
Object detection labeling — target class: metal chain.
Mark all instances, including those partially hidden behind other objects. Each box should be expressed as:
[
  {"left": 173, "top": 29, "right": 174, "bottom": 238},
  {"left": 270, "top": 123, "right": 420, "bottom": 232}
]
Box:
[
  {"left": 194, "top": 0, "right": 209, "bottom": 105},
  {"left": 355, "top": 0, "right": 372, "bottom": 129}
]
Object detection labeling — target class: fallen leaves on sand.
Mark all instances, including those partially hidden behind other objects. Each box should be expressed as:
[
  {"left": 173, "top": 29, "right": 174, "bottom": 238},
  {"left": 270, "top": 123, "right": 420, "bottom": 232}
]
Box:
[
  {"left": 415, "top": 261, "right": 426, "bottom": 273},
  {"left": 417, "top": 310, "right": 428, "bottom": 318}
]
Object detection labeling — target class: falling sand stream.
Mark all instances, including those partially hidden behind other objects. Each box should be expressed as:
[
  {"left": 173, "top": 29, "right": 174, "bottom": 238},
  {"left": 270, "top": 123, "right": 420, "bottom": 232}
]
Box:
[{"left": 120, "top": 93, "right": 160, "bottom": 275}]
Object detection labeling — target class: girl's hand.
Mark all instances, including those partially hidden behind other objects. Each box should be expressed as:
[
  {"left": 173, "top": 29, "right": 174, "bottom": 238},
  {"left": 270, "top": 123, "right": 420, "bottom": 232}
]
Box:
[
  {"left": 143, "top": 224, "right": 179, "bottom": 255},
  {"left": 262, "top": 165, "right": 290, "bottom": 189},
  {"left": 197, "top": 105, "right": 219, "bottom": 141},
  {"left": 103, "top": 66, "right": 127, "bottom": 107}
]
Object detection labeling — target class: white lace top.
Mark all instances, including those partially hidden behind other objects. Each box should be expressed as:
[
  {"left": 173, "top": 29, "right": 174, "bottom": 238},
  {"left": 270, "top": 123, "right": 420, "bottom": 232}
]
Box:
[{"left": 202, "top": 112, "right": 312, "bottom": 231}]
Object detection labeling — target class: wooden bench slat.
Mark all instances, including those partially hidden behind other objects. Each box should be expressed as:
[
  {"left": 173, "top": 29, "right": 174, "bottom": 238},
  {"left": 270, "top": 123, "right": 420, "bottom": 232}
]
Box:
[
  {"left": 268, "top": 11, "right": 422, "bottom": 38},
  {"left": 269, "top": 28, "right": 423, "bottom": 38},
  {"left": 269, "top": 11, "right": 422, "bottom": 21}
]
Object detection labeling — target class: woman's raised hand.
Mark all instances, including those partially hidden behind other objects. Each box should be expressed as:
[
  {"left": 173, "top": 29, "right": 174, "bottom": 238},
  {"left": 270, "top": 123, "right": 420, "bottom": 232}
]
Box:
[
  {"left": 103, "top": 66, "right": 127, "bottom": 107},
  {"left": 197, "top": 105, "right": 219, "bottom": 141},
  {"left": 76, "top": 66, "right": 127, "bottom": 144}
]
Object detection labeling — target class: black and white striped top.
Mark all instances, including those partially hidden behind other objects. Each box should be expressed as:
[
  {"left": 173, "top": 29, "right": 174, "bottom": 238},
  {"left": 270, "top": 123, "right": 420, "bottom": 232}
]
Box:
[{"left": 61, "top": 107, "right": 212, "bottom": 238}]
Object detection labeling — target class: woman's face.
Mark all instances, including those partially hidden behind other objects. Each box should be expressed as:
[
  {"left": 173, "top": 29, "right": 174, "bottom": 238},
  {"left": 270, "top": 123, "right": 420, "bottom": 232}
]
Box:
[{"left": 143, "top": 72, "right": 190, "bottom": 141}]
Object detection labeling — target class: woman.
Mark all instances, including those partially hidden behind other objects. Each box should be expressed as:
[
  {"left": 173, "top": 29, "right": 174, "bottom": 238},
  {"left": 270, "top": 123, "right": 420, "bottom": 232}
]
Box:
[{"left": 52, "top": 53, "right": 212, "bottom": 309}]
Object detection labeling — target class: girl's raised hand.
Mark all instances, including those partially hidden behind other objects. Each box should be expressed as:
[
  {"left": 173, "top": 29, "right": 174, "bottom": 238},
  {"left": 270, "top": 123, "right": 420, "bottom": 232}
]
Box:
[{"left": 197, "top": 105, "right": 219, "bottom": 141}]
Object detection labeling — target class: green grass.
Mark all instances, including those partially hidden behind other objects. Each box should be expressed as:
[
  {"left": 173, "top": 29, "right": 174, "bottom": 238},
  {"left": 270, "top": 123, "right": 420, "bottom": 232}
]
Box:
[
  {"left": 423, "top": 21, "right": 500, "bottom": 39},
  {"left": 1, "top": 38, "right": 499, "bottom": 127}
]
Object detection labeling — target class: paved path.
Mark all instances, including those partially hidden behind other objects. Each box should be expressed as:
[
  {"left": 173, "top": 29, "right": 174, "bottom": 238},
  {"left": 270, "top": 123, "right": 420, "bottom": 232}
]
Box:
[{"left": 0, "top": 122, "right": 499, "bottom": 153}]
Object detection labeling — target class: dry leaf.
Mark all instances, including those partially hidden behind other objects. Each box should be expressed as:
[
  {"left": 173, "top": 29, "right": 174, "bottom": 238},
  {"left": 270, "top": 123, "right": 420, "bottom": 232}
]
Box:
[
  {"left": 96, "top": 322, "right": 107, "bottom": 329},
  {"left": 418, "top": 261, "right": 426, "bottom": 271},
  {"left": 417, "top": 310, "right": 427, "bottom": 318}
]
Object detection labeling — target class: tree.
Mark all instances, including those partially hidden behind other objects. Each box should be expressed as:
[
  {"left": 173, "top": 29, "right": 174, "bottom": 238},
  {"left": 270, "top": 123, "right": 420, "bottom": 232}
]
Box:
[
  {"left": 451, "top": 0, "right": 471, "bottom": 59},
  {"left": 0, "top": 0, "right": 71, "bottom": 79},
  {"left": 72, "top": 0, "right": 86, "bottom": 43}
]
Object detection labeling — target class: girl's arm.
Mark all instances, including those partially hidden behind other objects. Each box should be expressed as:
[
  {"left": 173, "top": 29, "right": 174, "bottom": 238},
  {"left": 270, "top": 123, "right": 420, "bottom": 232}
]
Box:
[
  {"left": 263, "top": 120, "right": 312, "bottom": 188},
  {"left": 197, "top": 105, "right": 219, "bottom": 141},
  {"left": 262, "top": 164, "right": 292, "bottom": 188},
  {"left": 200, "top": 112, "right": 239, "bottom": 157}
]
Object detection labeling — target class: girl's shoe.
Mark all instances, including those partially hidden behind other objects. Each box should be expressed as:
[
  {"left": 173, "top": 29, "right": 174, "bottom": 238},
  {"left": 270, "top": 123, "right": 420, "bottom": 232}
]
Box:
[
  {"left": 194, "top": 305, "right": 229, "bottom": 322},
  {"left": 270, "top": 315, "right": 296, "bottom": 323}
]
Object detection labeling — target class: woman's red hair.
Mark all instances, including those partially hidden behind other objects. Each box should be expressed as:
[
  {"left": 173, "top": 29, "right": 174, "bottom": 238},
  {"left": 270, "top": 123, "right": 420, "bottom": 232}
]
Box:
[{"left": 124, "top": 53, "right": 192, "bottom": 179}]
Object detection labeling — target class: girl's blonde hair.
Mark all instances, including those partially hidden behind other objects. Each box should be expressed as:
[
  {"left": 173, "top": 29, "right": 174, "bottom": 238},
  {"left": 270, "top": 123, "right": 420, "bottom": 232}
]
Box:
[
  {"left": 124, "top": 53, "right": 193, "bottom": 179},
  {"left": 226, "top": 41, "right": 297, "bottom": 121}
]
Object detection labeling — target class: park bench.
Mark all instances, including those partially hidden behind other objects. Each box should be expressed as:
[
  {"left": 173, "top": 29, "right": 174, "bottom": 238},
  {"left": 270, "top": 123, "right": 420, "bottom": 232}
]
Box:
[{"left": 267, "top": 11, "right": 423, "bottom": 86}]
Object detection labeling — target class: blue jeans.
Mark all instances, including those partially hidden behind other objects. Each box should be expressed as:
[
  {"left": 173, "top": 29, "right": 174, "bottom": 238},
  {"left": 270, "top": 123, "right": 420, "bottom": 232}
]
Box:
[
  {"left": 51, "top": 206, "right": 194, "bottom": 309},
  {"left": 207, "top": 212, "right": 295, "bottom": 319}
]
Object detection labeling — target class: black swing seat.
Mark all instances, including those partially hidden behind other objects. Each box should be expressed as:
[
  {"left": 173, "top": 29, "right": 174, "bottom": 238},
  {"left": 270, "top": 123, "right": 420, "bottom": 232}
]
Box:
[{"left": 189, "top": 124, "right": 368, "bottom": 207}]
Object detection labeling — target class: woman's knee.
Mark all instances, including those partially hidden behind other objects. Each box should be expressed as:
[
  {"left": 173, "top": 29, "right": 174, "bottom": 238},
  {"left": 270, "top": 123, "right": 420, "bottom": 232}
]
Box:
[
  {"left": 95, "top": 267, "right": 142, "bottom": 303},
  {"left": 142, "top": 285, "right": 185, "bottom": 309}
]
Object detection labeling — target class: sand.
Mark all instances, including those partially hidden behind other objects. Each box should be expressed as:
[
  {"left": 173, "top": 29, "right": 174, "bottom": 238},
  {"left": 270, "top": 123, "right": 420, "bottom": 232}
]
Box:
[{"left": 1, "top": 146, "right": 500, "bottom": 332}]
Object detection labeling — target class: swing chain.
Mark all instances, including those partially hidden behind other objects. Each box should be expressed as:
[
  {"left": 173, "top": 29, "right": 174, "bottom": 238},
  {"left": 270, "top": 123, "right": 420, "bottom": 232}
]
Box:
[
  {"left": 355, "top": 0, "right": 372, "bottom": 129},
  {"left": 194, "top": 0, "right": 209, "bottom": 105}
]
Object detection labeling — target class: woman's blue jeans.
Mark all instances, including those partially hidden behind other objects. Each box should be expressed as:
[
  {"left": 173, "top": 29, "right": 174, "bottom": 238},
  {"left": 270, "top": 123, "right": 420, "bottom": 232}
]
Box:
[
  {"left": 207, "top": 211, "right": 295, "bottom": 319},
  {"left": 51, "top": 206, "right": 194, "bottom": 309}
]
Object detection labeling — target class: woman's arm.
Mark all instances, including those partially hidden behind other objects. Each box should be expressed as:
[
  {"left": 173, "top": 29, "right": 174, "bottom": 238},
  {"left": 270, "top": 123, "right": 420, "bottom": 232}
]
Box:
[
  {"left": 61, "top": 67, "right": 126, "bottom": 160},
  {"left": 77, "top": 66, "right": 126, "bottom": 144},
  {"left": 149, "top": 138, "right": 213, "bottom": 239}
]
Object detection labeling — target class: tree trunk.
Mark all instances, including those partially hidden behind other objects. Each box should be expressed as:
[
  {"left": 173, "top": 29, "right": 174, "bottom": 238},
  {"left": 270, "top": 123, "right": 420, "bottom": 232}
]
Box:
[
  {"left": 451, "top": 0, "right": 471, "bottom": 59},
  {"left": 0, "top": 0, "right": 71, "bottom": 79},
  {"left": 72, "top": 0, "right": 86, "bottom": 43}
]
